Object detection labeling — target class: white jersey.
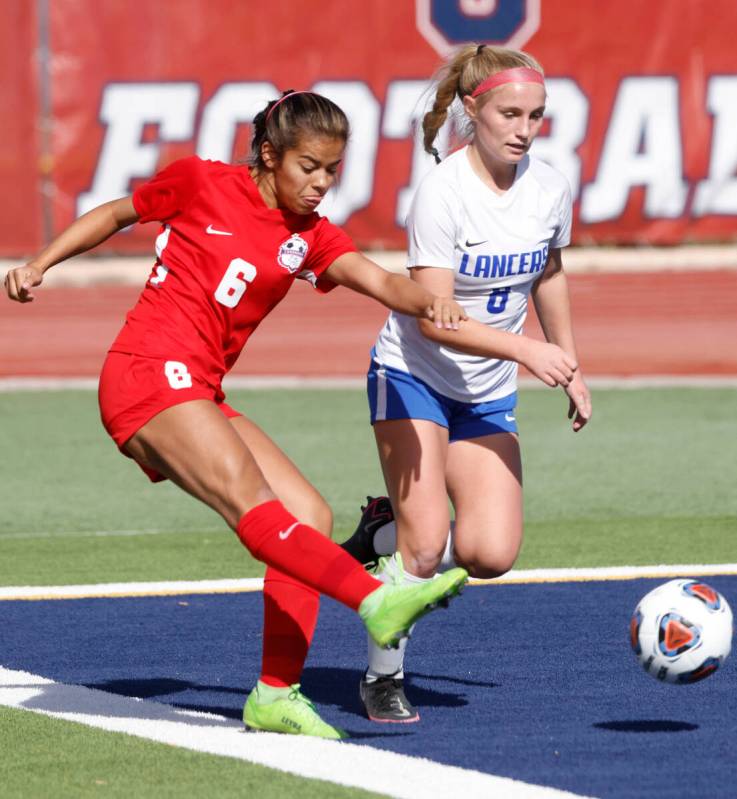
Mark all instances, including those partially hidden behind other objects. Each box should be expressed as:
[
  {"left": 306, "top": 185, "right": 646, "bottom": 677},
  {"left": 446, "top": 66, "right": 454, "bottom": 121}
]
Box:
[{"left": 374, "top": 146, "right": 572, "bottom": 403}]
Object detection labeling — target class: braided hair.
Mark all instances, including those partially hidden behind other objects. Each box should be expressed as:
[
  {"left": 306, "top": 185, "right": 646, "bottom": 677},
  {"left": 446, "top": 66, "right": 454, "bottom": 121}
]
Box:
[{"left": 422, "top": 44, "right": 543, "bottom": 161}]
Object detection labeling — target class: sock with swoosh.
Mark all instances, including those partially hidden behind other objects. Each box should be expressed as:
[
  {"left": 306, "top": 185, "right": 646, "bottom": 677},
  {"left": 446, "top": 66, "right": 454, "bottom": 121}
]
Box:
[
  {"left": 259, "top": 567, "right": 319, "bottom": 687},
  {"left": 237, "top": 500, "right": 381, "bottom": 610}
]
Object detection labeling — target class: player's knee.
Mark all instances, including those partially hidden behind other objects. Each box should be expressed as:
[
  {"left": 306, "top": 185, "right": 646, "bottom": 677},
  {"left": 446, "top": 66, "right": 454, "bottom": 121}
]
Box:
[
  {"left": 300, "top": 496, "right": 333, "bottom": 537},
  {"left": 453, "top": 537, "right": 520, "bottom": 579},
  {"left": 463, "top": 559, "right": 514, "bottom": 580},
  {"left": 405, "top": 539, "right": 447, "bottom": 579}
]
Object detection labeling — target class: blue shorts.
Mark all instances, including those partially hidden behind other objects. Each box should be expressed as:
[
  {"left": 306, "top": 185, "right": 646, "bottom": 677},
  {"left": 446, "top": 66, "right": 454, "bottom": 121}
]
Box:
[{"left": 367, "top": 360, "right": 517, "bottom": 442}]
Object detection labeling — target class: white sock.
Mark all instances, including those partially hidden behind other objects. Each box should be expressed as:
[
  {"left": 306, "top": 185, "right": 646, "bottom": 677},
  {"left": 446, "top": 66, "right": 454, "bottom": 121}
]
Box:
[
  {"left": 373, "top": 520, "right": 457, "bottom": 572},
  {"left": 373, "top": 520, "right": 397, "bottom": 558},
  {"left": 365, "top": 553, "right": 430, "bottom": 681},
  {"left": 438, "top": 525, "right": 456, "bottom": 571}
]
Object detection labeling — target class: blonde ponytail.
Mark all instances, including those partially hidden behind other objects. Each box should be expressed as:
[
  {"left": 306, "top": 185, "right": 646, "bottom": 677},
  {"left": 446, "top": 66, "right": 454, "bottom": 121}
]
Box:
[
  {"left": 422, "top": 44, "right": 544, "bottom": 158},
  {"left": 422, "top": 44, "right": 477, "bottom": 160}
]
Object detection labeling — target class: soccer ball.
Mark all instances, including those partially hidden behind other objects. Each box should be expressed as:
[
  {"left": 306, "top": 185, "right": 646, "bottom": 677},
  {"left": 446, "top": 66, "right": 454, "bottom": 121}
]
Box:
[{"left": 630, "top": 579, "right": 733, "bottom": 684}]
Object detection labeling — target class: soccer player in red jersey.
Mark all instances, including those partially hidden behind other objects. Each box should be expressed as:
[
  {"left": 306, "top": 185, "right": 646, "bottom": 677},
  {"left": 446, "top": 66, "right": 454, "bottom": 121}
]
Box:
[{"left": 4, "top": 90, "right": 469, "bottom": 738}]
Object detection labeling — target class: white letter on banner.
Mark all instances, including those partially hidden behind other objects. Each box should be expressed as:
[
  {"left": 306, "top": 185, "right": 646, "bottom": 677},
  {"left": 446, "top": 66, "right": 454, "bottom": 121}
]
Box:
[
  {"left": 310, "top": 81, "right": 380, "bottom": 225},
  {"left": 693, "top": 76, "right": 737, "bottom": 215},
  {"left": 581, "top": 77, "right": 687, "bottom": 222},
  {"left": 529, "top": 78, "right": 588, "bottom": 199},
  {"left": 78, "top": 83, "right": 199, "bottom": 217},
  {"left": 197, "top": 82, "right": 278, "bottom": 163}
]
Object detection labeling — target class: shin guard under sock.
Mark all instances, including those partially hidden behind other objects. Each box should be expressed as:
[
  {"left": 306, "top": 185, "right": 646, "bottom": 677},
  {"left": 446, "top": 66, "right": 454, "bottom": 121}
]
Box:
[
  {"left": 237, "top": 500, "right": 380, "bottom": 610},
  {"left": 259, "top": 567, "right": 319, "bottom": 688}
]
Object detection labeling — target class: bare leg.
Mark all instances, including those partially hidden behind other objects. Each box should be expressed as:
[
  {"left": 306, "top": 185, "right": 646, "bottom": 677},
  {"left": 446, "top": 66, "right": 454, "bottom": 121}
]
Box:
[
  {"left": 367, "top": 431, "right": 524, "bottom": 578},
  {"left": 124, "top": 400, "right": 467, "bottom": 735},
  {"left": 364, "top": 425, "right": 522, "bottom": 693},
  {"left": 446, "top": 433, "right": 523, "bottom": 579},
  {"left": 373, "top": 418, "right": 451, "bottom": 577},
  {"left": 229, "top": 414, "right": 332, "bottom": 535},
  {"left": 364, "top": 419, "right": 450, "bottom": 688},
  {"left": 125, "top": 400, "right": 273, "bottom": 528},
  {"left": 124, "top": 400, "right": 380, "bottom": 607}
]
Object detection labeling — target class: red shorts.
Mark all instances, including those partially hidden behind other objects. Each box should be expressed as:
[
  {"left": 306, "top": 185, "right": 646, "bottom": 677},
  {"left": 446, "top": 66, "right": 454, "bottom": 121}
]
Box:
[{"left": 98, "top": 351, "right": 241, "bottom": 482}]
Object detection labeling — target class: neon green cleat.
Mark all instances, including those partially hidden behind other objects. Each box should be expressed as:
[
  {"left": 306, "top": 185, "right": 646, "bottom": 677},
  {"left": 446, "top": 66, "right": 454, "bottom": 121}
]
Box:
[
  {"left": 243, "top": 683, "right": 347, "bottom": 740},
  {"left": 359, "top": 561, "right": 469, "bottom": 649}
]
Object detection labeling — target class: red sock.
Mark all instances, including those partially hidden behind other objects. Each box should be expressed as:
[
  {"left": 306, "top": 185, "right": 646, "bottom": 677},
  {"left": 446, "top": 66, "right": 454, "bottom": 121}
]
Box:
[
  {"left": 259, "top": 567, "right": 319, "bottom": 688},
  {"left": 236, "top": 500, "right": 380, "bottom": 610}
]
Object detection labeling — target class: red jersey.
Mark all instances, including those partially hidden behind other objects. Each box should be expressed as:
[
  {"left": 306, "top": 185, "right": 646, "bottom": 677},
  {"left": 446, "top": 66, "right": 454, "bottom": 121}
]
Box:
[{"left": 109, "top": 157, "right": 356, "bottom": 389}]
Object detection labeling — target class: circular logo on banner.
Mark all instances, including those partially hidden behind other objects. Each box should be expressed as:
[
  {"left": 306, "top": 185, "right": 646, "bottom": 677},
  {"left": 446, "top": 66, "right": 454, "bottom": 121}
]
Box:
[
  {"left": 277, "top": 234, "right": 309, "bottom": 273},
  {"left": 416, "top": 0, "right": 540, "bottom": 55}
]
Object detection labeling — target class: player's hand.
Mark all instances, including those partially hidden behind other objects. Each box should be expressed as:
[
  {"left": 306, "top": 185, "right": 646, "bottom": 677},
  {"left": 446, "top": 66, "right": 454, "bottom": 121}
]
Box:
[
  {"left": 426, "top": 297, "right": 467, "bottom": 330},
  {"left": 4, "top": 264, "right": 44, "bottom": 303},
  {"left": 520, "top": 339, "right": 578, "bottom": 389},
  {"left": 564, "top": 371, "right": 591, "bottom": 432}
]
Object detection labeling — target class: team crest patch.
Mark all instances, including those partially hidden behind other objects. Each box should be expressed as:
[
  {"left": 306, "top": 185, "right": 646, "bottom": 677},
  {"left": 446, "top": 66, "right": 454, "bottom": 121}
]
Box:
[{"left": 277, "top": 234, "right": 308, "bottom": 273}]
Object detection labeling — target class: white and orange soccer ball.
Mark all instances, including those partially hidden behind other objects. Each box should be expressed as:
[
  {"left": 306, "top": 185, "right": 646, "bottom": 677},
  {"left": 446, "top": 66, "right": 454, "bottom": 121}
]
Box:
[{"left": 630, "top": 579, "right": 733, "bottom": 684}]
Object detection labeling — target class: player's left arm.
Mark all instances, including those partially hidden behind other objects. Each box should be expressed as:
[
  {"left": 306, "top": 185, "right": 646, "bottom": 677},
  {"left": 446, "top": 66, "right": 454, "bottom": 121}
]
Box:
[
  {"left": 531, "top": 248, "right": 592, "bottom": 431},
  {"left": 324, "top": 251, "right": 467, "bottom": 330}
]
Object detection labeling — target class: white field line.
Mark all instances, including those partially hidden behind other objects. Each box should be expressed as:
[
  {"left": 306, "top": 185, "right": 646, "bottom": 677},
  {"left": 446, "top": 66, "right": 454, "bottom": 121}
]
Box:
[
  {"left": 471, "top": 562, "right": 737, "bottom": 585},
  {"left": 1, "top": 375, "right": 736, "bottom": 392},
  {"left": 0, "top": 667, "right": 592, "bottom": 799},
  {"left": 0, "top": 578, "right": 265, "bottom": 601},
  {"left": 3, "top": 563, "right": 737, "bottom": 602},
  {"left": 0, "top": 378, "right": 100, "bottom": 391}
]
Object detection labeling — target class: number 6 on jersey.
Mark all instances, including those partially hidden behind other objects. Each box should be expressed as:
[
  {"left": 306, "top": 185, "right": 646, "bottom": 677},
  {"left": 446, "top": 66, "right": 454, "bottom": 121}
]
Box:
[{"left": 214, "top": 258, "right": 257, "bottom": 308}]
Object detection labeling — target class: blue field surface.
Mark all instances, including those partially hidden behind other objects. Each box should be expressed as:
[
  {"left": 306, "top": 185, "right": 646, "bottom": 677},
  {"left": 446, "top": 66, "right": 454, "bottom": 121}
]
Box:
[{"left": 3, "top": 577, "right": 736, "bottom": 798}]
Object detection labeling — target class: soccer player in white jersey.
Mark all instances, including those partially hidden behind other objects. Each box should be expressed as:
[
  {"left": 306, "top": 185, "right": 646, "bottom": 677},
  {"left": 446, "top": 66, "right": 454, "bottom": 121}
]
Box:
[{"left": 342, "top": 43, "right": 592, "bottom": 722}]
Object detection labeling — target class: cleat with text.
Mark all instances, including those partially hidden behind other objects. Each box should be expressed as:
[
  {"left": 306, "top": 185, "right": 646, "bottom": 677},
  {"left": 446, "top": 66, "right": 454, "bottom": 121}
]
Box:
[{"left": 243, "top": 684, "right": 347, "bottom": 739}]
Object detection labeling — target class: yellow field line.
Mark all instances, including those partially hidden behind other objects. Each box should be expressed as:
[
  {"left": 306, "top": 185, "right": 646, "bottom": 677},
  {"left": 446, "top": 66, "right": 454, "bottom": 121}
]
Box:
[{"left": 3, "top": 563, "right": 737, "bottom": 601}]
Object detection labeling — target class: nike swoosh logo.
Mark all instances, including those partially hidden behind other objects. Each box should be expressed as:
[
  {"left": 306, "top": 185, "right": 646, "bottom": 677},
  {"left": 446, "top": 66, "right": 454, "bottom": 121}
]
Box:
[
  {"left": 278, "top": 522, "right": 299, "bottom": 541},
  {"left": 465, "top": 239, "right": 487, "bottom": 248},
  {"left": 206, "top": 224, "right": 233, "bottom": 236},
  {"left": 505, "top": 413, "right": 516, "bottom": 422}
]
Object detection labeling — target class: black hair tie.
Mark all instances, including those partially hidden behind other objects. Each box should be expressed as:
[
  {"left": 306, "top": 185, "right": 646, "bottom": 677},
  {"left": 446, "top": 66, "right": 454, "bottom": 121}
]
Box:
[{"left": 429, "top": 146, "right": 441, "bottom": 165}]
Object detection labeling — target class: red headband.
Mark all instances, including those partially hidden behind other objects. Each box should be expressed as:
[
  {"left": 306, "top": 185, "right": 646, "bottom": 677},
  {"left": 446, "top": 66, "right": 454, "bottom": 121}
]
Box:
[
  {"left": 266, "top": 90, "right": 311, "bottom": 122},
  {"left": 471, "top": 67, "right": 545, "bottom": 98}
]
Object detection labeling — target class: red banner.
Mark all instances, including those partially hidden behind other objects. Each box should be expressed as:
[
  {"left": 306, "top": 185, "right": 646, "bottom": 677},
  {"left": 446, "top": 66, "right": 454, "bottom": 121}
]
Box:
[
  {"left": 1, "top": 1, "right": 43, "bottom": 254},
  {"left": 3, "top": 0, "right": 737, "bottom": 255}
]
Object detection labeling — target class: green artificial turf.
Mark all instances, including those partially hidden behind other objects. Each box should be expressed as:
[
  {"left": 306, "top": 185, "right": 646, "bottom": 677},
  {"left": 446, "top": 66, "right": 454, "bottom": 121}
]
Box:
[
  {"left": 0, "top": 706, "right": 385, "bottom": 799},
  {"left": 1, "top": 385, "right": 735, "bottom": 799},
  {"left": 0, "top": 387, "right": 735, "bottom": 586}
]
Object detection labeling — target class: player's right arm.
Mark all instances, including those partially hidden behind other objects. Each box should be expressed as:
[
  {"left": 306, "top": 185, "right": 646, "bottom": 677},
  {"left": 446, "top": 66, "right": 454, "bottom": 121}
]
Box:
[
  {"left": 4, "top": 197, "right": 139, "bottom": 303},
  {"left": 413, "top": 265, "right": 577, "bottom": 388}
]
